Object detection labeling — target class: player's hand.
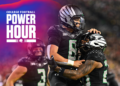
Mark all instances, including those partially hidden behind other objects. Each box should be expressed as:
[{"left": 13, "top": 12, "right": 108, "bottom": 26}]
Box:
[
  {"left": 87, "top": 28, "right": 101, "bottom": 34},
  {"left": 73, "top": 60, "right": 85, "bottom": 68},
  {"left": 47, "top": 55, "right": 58, "bottom": 71}
]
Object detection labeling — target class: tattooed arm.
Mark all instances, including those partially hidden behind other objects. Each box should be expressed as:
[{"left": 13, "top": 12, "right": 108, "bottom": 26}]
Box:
[{"left": 55, "top": 60, "right": 101, "bottom": 80}]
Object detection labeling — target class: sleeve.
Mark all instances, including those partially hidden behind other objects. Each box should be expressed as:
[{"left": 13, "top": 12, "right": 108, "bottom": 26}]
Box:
[
  {"left": 18, "top": 57, "right": 29, "bottom": 68},
  {"left": 47, "top": 26, "right": 61, "bottom": 47},
  {"left": 86, "top": 51, "right": 105, "bottom": 62}
]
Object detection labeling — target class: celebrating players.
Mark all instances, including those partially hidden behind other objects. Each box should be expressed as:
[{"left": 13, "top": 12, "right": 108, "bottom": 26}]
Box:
[
  {"left": 49, "top": 33, "right": 108, "bottom": 86},
  {"left": 47, "top": 4, "right": 101, "bottom": 86}
]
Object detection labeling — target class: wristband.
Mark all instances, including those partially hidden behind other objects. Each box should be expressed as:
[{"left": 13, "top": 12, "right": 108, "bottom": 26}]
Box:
[
  {"left": 59, "top": 67, "right": 65, "bottom": 75},
  {"left": 67, "top": 59, "right": 74, "bottom": 66}
]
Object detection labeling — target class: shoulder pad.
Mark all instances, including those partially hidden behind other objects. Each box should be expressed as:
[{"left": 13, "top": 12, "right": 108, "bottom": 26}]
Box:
[
  {"left": 18, "top": 57, "right": 30, "bottom": 67},
  {"left": 48, "top": 25, "right": 58, "bottom": 34},
  {"left": 43, "top": 57, "right": 48, "bottom": 64},
  {"left": 47, "top": 25, "right": 62, "bottom": 37}
]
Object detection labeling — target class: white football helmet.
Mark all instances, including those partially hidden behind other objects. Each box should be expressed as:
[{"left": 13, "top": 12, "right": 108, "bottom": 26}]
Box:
[{"left": 80, "top": 33, "right": 107, "bottom": 51}]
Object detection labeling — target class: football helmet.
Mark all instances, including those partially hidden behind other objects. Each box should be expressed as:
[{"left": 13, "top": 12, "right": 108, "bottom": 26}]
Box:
[
  {"left": 59, "top": 4, "right": 85, "bottom": 33},
  {"left": 79, "top": 33, "right": 107, "bottom": 52},
  {"left": 27, "top": 38, "right": 46, "bottom": 60}
]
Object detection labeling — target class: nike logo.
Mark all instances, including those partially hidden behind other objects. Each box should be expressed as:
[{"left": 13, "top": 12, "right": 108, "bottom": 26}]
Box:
[
  {"left": 43, "top": 62, "right": 47, "bottom": 65},
  {"left": 63, "top": 33, "right": 68, "bottom": 36}
]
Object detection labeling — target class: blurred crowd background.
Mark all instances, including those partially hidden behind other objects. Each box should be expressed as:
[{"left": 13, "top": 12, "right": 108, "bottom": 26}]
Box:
[{"left": 0, "top": 0, "right": 120, "bottom": 86}]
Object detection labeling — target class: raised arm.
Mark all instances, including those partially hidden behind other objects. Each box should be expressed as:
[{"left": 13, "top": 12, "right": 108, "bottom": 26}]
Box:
[{"left": 55, "top": 60, "right": 102, "bottom": 80}]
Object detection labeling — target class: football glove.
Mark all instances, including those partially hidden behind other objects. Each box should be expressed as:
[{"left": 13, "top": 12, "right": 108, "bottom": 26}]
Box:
[{"left": 47, "top": 55, "right": 58, "bottom": 71}]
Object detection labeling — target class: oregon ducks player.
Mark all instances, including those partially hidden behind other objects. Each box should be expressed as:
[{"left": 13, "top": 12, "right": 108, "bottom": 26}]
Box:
[
  {"left": 6, "top": 39, "right": 49, "bottom": 86},
  {"left": 47, "top": 4, "right": 101, "bottom": 86},
  {"left": 49, "top": 33, "right": 108, "bottom": 86}
]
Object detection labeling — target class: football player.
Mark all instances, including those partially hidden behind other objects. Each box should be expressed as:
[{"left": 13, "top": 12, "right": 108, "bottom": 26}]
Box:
[
  {"left": 50, "top": 33, "right": 108, "bottom": 86},
  {"left": 47, "top": 4, "right": 101, "bottom": 86},
  {"left": 6, "top": 39, "right": 50, "bottom": 86}
]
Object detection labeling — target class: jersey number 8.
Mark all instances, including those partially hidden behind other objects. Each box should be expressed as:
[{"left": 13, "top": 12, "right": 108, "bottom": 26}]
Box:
[{"left": 68, "top": 40, "right": 77, "bottom": 61}]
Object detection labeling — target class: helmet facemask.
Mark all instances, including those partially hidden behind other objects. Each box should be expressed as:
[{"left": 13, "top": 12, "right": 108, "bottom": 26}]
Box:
[
  {"left": 72, "top": 16, "right": 85, "bottom": 33},
  {"left": 27, "top": 39, "right": 46, "bottom": 61},
  {"left": 80, "top": 38, "right": 91, "bottom": 53},
  {"left": 31, "top": 46, "right": 44, "bottom": 61}
]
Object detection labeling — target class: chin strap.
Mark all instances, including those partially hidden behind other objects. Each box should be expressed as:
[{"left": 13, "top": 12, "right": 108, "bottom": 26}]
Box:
[{"left": 29, "top": 55, "right": 44, "bottom": 61}]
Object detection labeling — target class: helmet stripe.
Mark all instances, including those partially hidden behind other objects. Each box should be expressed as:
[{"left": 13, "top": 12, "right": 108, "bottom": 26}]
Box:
[
  {"left": 71, "top": 7, "right": 76, "bottom": 16},
  {"left": 60, "top": 17, "right": 65, "bottom": 22},
  {"left": 60, "top": 12, "right": 65, "bottom": 18},
  {"left": 61, "top": 8, "right": 69, "bottom": 18},
  {"left": 63, "top": 7, "right": 71, "bottom": 17},
  {"left": 66, "top": 6, "right": 73, "bottom": 17},
  {"left": 62, "top": 8, "right": 71, "bottom": 21}
]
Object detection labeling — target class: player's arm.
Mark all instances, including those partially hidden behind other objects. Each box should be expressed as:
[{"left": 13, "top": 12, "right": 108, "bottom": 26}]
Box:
[
  {"left": 47, "top": 44, "right": 85, "bottom": 67},
  {"left": 55, "top": 60, "right": 102, "bottom": 80},
  {"left": 47, "top": 44, "right": 68, "bottom": 63},
  {"left": 47, "top": 26, "right": 69, "bottom": 64},
  {"left": 47, "top": 26, "right": 85, "bottom": 67},
  {"left": 6, "top": 66, "right": 27, "bottom": 86}
]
